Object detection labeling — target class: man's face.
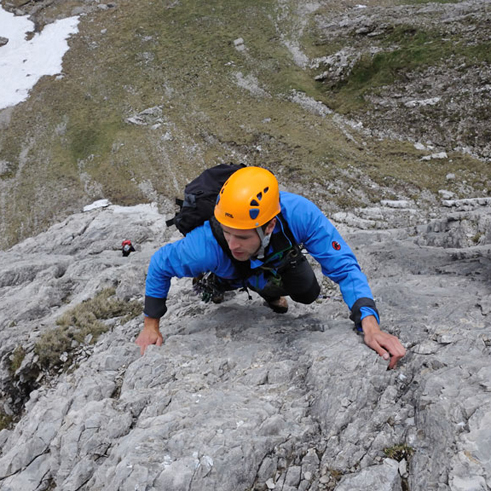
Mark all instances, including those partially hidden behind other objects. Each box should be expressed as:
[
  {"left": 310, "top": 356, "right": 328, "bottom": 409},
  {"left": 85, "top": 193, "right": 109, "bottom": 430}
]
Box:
[
  {"left": 220, "top": 218, "right": 276, "bottom": 261},
  {"left": 220, "top": 225, "right": 261, "bottom": 261}
]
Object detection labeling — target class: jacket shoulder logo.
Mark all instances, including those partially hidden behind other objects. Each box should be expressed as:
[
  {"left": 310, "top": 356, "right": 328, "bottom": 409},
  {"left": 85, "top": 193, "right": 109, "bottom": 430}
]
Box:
[{"left": 332, "top": 241, "right": 341, "bottom": 251}]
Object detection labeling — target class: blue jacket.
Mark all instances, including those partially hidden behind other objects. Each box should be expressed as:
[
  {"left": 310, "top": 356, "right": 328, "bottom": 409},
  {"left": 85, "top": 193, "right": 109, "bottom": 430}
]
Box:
[{"left": 145, "top": 192, "right": 378, "bottom": 323}]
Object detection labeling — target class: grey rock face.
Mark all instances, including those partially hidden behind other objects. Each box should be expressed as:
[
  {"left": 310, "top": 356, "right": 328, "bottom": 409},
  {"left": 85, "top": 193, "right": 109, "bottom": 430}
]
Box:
[{"left": 0, "top": 199, "right": 490, "bottom": 490}]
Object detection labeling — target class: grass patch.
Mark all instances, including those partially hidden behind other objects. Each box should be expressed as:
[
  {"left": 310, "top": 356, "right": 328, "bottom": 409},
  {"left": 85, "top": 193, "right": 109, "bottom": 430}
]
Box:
[
  {"left": 9, "top": 347, "right": 27, "bottom": 374},
  {"left": 397, "top": 0, "right": 461, "bottom": 4},
  {"left": 322, "top": 24, "right": 491, "bottom": 113},
  {"left": 0, "top": 410, "right": 14, "bottom": 431},
  {"left": 384, "top": 443, "right": 415, "bottom": 461},
  {"left": 34, "top": 288, "right": 141, "bottom": 371},
  {"left": 355, "top": 137, "right": 488, "bottom": 200},
  {"left": 67, "top": 119, "right": 123, "bottom": 163}
]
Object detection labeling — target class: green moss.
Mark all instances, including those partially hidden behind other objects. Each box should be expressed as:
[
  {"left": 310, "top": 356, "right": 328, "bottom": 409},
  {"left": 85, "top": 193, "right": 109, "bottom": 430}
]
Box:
[{"left": 34, "top": 288, "right": 141, "bottom": 371}]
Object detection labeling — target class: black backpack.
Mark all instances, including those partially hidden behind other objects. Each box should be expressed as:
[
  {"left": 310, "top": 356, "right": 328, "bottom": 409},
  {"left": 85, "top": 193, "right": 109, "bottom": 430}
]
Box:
[
  {"left": 166, "top": 163, "right": 300, "bottom": 281},
  {"left": 166, "top": 163, "right": 246, "bottom": 235}
]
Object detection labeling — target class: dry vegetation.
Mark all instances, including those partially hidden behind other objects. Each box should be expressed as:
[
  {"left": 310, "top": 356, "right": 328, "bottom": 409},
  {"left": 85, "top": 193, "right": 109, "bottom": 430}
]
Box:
[{"left": 0, "top": 0, "right": 489, "bottom": 248}]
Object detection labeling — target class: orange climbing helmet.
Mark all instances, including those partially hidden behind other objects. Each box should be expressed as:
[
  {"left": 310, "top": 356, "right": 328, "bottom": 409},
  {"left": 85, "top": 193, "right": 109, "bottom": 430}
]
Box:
[{"left": 214, "top": 166, "right": 281, "bottom": 229}]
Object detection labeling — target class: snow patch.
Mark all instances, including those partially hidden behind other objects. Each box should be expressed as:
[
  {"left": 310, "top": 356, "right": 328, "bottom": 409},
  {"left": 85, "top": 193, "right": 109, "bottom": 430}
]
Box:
[
  {"left": 0, "top": 6, "right": 79, "bottom": 110},
  {"left": 83, "top": 199, "right": 111, "bottom": 212}
]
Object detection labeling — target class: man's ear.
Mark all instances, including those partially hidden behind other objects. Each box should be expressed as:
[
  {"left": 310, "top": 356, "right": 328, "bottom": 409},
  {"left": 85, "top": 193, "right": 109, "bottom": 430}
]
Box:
[{"left": 265, "top": 217, "right": 277, "bottom": 235}]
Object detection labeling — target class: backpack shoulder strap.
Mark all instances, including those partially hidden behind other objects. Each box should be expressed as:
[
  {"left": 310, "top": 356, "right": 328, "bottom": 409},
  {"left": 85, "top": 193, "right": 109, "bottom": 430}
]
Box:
[
  {"left": 267, "top": 212, "right": 301, "bottom": 259},
  {"left": 277, "top": 212, "right": 299, "bottom": 249}
]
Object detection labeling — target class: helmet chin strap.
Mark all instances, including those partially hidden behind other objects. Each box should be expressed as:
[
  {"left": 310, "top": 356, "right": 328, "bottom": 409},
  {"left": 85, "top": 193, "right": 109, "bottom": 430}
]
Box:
[{"left": 255, "top": 226, "right": 272, "bottom": 259}]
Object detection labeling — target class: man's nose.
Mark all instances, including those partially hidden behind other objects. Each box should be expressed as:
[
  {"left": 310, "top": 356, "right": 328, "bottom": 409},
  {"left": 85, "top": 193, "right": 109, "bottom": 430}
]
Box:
[{"left": 227, "top": 236, "right": 239, "bottom": 250}]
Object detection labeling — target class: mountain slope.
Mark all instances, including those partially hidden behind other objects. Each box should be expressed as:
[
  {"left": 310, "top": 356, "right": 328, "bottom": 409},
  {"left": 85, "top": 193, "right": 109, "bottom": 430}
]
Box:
[{"left": 0, "top": 0, "right": 489, "bottom": 248}]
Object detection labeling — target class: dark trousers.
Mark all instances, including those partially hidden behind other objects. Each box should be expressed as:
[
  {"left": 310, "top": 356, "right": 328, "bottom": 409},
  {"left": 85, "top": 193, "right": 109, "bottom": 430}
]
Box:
[{"left": 250, "top": 252, "right": 320, "bottom": 304}]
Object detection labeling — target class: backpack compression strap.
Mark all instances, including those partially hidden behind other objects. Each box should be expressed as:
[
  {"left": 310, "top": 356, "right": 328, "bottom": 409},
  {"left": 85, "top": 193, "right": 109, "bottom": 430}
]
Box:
[{"left": 165, "top": 198, "right": 184, "bottom": 228}]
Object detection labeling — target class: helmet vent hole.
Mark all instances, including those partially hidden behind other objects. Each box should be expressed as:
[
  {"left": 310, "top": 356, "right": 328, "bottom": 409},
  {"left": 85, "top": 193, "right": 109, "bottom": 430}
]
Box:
[
  {"left": 256, "top": 192, "right": 263, "bottom": 201},
  {"left": 249, "top": 209, "right": 260, "bottom": 220},
  {"left": 250, "top": 199, "right": 259, "bottom": 206},
  {"left": 264, "top": 187, "right": 269, "bottom": 193}
]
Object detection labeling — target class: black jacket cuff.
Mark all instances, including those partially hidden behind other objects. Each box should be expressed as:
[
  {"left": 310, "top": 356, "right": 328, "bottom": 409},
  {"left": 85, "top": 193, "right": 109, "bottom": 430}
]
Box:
[
  {"left": 349, "top": 297, "right": 379, "bottom": 329},
  {"left": 144, "top": 296, "right": 167, "bottom": 318}
]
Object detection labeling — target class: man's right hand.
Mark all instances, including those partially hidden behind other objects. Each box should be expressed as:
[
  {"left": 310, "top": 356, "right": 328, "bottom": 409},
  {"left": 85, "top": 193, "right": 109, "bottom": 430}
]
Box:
[{"left": 135, "top": 317, "right": 163, "bottom": 355}]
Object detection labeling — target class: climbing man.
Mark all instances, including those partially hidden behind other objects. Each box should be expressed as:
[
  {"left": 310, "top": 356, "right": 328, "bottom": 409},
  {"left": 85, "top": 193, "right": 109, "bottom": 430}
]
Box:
[
  {"left": 136, "top": 166, "right": 406, "bottom": 368},
  {"left": 122, "top": 240, "right": 136, "bottom": 257}
]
